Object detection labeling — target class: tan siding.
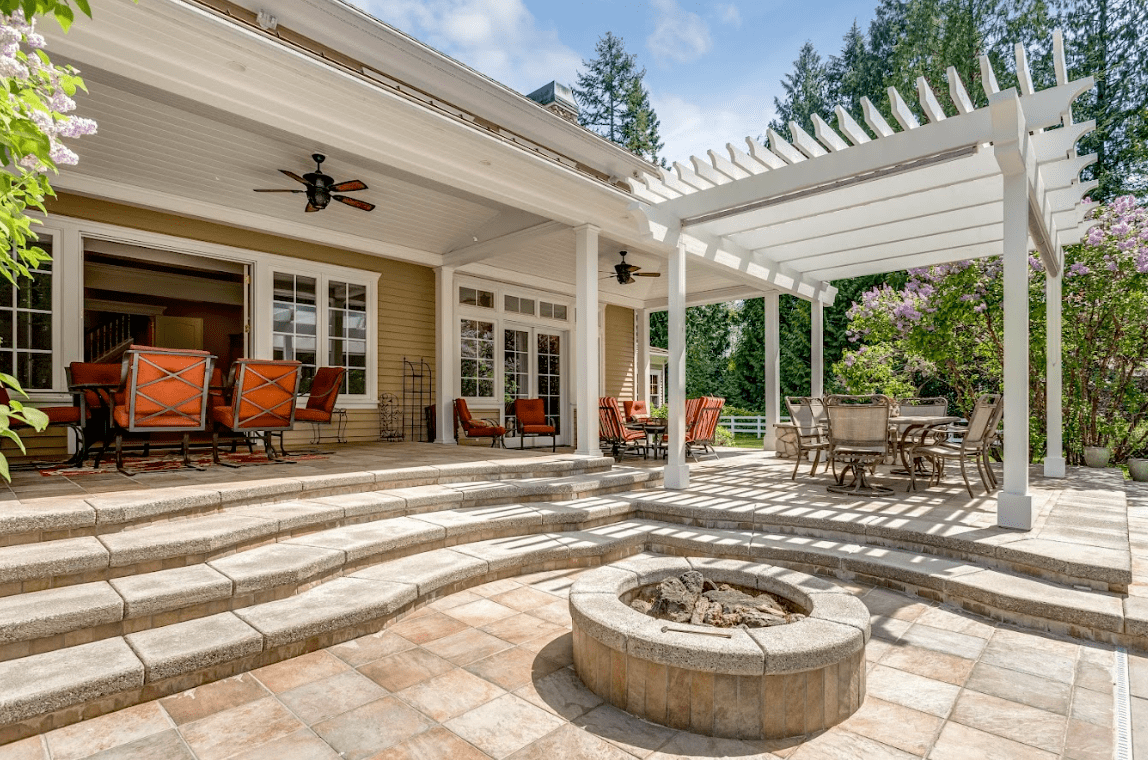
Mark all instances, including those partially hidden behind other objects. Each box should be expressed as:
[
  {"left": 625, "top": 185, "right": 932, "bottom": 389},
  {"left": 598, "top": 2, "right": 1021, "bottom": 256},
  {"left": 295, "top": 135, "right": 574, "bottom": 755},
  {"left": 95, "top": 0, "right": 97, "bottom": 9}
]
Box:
[
  {"left": 15, "top": 195, "right": 441, "bottom": 454},
  {"left": 603, "top": 304, "right": 635, "bottom": 400}
]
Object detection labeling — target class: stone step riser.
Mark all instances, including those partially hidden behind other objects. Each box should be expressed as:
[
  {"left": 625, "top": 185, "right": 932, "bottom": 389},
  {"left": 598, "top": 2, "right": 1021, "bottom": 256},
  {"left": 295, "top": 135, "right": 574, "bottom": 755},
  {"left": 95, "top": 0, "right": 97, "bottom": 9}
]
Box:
[
  {"left": 1, "top": 535, "right": 1143, "bottom": 747},
  {"left": 0, "top": 458, "right": 616, "bottom": 547},
  {"left": 633, "top": 507, "right": 1125, "bottom": 593},
  {"left": 0, "top": 475, "right": 660, "bottom": 597}
]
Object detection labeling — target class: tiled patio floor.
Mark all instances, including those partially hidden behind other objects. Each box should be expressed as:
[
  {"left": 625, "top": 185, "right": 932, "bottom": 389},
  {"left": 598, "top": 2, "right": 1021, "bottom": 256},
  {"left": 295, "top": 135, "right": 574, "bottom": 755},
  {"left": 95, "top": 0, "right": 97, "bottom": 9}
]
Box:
[{"left": 0, "top": 566, "right": 1118, "bottom": 760}]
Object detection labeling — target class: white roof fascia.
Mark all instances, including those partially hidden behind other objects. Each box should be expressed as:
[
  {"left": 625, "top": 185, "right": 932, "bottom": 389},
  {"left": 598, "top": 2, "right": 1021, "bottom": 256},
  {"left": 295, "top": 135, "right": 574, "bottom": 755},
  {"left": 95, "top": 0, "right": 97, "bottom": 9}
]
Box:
[
  {"left": 221, "top": 0, "right": 658, "bottom": 183},
  {"left": 643, "top": 285, "right": 766, "bottom": 312}
]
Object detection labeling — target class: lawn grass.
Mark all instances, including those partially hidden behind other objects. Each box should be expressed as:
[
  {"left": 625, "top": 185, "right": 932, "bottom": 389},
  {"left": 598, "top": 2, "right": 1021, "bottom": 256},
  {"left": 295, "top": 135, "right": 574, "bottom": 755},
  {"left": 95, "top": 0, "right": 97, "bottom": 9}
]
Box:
[{"left": 730, "top": 432, "right": 765, "bottom": 449}]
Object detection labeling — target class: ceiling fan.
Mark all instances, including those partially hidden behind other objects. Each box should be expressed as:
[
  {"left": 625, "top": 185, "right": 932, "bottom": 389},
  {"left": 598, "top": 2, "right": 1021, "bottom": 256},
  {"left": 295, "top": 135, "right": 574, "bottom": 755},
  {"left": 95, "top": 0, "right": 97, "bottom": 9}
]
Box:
[
  {"left": 253, "top": 153, "right": 375, "bottom": 213},
  {"left": 603, "top": 251, "right": 661, "bottom": 285}
]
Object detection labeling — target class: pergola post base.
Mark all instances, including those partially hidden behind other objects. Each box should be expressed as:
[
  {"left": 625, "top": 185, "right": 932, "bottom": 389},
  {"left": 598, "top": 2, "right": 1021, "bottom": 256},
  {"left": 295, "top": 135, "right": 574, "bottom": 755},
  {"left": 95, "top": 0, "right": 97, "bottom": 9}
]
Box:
[
  {"left": 997, "top": 491, "right": 1033, "bottom": 530},
  {"left": 1044, "top": 457, "right": 1066, "bottom": 478},
  {"left": 664, "top": 463, "right": 690, "bottom": 490}
]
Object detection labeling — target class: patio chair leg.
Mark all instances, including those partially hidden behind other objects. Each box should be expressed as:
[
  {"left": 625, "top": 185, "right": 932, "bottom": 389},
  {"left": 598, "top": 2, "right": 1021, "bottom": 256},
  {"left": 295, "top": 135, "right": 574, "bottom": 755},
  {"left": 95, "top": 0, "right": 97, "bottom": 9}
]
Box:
[
  {"left": 809, "top": 449, "right": 821, "bottom": 477},
  {"left": 791, "top": 448, "right": 802, "bottom": 480},
  {"left": 958, "top": 456, "right": 974, "bottom": 498},
  {"left": 115, "top": 434, "right": 136, "bottom": 476},
  {"left": 180, "top": 433, "right": 205, "bottom": 470}
]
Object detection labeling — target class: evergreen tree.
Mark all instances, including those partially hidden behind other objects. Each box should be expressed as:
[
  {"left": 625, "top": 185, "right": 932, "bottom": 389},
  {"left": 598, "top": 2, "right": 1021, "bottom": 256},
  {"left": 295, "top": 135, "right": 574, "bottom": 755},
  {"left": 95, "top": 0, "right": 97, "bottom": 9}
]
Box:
[
  {"left": 828, "top": 21, "right": 880, "bottom": 124},
  {"left": 647, "top": 304, "right": 734, "bottom": 400},
  {"left": 573, "top": 32, "right": 663, "bottom": 163},
  {"left": 769, "top": 41, "right": 832, "bottom": 140}
]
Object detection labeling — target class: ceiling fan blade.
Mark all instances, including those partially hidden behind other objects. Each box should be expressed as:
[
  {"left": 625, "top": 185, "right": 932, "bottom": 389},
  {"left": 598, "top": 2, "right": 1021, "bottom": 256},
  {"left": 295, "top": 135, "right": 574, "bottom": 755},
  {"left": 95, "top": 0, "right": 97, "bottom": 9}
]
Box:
[
  {"left": 334, "top": 195, "right": 375, "bottom": 212},
  {"left": 331, "top": 179, "right": 368, "bottom": 192},
  {"left": 253, "top": 188, "right": 305, "bottom": 192},
  {"left": 280, "top": 170, "right": 310, "bottom": 185},
  {"left": 633, "top": 272, "right": 661, "bottom": 277},
  {"left": 623, "top": 264, "right": 642, "bottom": 272},
  {"left": 305, "top": 202, "right": 321, "bottom": 213}
]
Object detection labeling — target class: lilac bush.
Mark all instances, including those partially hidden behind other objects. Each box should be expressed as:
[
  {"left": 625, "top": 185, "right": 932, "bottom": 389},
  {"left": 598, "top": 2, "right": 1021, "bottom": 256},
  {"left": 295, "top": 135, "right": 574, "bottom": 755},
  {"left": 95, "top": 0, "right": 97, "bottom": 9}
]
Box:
[{"left": 834, "top": 195, "right": 1148, "bottom": 463}]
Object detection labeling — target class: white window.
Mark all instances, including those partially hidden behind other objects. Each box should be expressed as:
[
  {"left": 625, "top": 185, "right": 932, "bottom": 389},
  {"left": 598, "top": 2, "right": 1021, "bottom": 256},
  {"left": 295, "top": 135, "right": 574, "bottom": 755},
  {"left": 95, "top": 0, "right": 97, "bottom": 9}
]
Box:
[
  {"left": 0, "top": 238, "right": 54, "bottom": 390},
  {"left": 460, "top": 286, "right": 494, "bottom": 308},
  {"left": 504, "top": 294, "right": 535, "bottom": 316},
  {"left": 272, "top": 273, "right": 319, "bottom": 392},
  {"left": 327, "top": 280, "right": 368, "bottom": 395},
  {"left": 460, "top": 318, "right": 495, "bottom": 398},
  {"left": 539, "top": 301, "right": 567, "bottom": 320}
]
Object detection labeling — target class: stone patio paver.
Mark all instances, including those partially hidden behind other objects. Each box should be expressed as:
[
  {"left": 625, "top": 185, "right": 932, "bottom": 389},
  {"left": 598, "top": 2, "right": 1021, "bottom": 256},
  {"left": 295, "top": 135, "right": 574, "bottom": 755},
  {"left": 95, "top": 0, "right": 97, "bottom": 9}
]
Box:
[{"left": 6, "top": 569, "right": 1121, "bottom": 760}]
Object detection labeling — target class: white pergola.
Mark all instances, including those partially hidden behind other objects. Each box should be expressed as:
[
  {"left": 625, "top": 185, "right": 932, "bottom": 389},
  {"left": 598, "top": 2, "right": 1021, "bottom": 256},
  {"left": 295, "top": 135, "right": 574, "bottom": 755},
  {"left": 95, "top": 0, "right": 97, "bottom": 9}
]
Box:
[{"left": 629, "top": 32, "right": 1096, "bottom": 530}]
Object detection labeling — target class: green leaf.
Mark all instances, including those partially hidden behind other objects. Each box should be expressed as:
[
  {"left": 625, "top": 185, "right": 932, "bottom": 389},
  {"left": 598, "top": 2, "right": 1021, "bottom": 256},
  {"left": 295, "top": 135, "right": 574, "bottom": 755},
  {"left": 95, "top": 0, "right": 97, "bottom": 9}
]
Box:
[
  {"left": 0, "top": 453, "right": 10, "bottom": 483},
  {"left": 74, "top": 0, "right": 92, "bottom": 17},
  {"left": 53, "top": 2, "right": 73, "bottom": 31}
]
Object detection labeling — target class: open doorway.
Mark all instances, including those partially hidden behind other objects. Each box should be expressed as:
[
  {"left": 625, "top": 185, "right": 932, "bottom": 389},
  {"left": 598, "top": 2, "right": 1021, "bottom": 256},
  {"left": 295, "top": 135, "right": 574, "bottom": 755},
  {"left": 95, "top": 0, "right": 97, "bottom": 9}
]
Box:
[{"left": 82, "top": 239, "right": 249, "bottom": 373}]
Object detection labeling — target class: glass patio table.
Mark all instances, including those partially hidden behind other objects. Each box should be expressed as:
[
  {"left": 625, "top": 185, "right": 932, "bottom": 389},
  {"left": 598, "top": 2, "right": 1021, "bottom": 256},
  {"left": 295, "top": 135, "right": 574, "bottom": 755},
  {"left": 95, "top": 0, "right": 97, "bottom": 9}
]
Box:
[{"left": 889, "top": 415, "right": 960, "bottom": 475}]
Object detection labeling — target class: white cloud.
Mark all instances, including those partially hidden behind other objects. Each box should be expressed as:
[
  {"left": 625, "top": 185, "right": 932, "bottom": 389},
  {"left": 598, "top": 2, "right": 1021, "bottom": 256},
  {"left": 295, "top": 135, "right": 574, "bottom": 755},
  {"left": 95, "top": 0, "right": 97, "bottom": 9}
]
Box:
[
  {"left": 354, "top": 0, "right": 582, "bottom": 93},
  {"left": 646, "top": 0, "right": 712, "bottom": 66},
  {"left": 715, "top": 3, "right": 741, "bottom": 28},
  {"left": 653, "top": 90, "right": 773, "bottom": 165}
]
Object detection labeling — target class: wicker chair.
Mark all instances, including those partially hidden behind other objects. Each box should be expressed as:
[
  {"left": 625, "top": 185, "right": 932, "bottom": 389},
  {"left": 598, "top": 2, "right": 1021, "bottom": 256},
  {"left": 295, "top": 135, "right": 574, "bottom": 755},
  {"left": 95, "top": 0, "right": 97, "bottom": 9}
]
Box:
[
  {"left": 785, "top": 396, "right": 830, "bottom": 480},
  {"left": 908, "top": 393, "right": 1002, "bottom": 496},
  {"left": 599, "top": 397, "right": 646, "bottom": 459},
  {"left": 825, "top": 394, "right": 894, "bottom": 497},
  {"left": 513, "top": 398, "right": 556, "bottom": 451}
]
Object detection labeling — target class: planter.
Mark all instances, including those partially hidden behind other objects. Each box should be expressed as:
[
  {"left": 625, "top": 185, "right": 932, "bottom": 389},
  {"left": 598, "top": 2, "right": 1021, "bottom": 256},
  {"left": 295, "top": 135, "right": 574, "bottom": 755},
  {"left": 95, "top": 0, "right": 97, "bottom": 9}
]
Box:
[
  {"left": 1083, "top": 446, "right": 1111, "bottom": 468},
  {"left": 1129, "top": 458, "right": 1148, "bottom": 482}
]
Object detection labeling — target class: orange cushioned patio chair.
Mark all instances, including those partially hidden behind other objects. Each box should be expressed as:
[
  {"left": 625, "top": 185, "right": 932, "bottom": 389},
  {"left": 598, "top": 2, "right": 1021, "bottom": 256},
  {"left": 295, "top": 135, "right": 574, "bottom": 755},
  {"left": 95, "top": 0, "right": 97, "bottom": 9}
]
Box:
[
  {"left": 599, "top": 396, "right": 646, "bottom": 459},
  {"left": 513, "top": 397, "right": 556, "bottom": 451},
  {"left": 622, "top": 400, "right": 649, "bottom": 423},
  {"left": 687, "top": 396, "right": 725, "bottom": 460},
  {"left": 211, "top": 358, "right": 301, "bottom": 465},
  {"left": 276, "top": 366, "right": 346, "bottom": 455},
  {"left": 109, "top": 345, "right": 215, "bottom": 473},
  {"left": 0, "top": 384, "right": 86, "bottom": 467},
  {"left": 454, "top": 398, "right": 505, "bottom": 447},
  {"left": 68, "top": 361, "right": 123, "bottom": 467}
]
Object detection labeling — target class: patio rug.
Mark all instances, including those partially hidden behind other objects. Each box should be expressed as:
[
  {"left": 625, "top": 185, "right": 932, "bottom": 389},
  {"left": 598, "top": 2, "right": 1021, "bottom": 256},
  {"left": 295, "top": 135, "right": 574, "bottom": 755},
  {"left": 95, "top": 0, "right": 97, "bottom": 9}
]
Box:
[{"left": 39, "top": 451, "right": 329, "bottom": 476}]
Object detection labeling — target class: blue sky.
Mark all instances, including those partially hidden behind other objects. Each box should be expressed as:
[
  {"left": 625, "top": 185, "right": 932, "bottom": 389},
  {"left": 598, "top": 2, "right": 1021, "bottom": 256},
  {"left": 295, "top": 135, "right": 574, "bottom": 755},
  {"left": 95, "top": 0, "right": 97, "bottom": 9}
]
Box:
[{"left": 350, "top": 0, "right": 877, "bottom": 164}]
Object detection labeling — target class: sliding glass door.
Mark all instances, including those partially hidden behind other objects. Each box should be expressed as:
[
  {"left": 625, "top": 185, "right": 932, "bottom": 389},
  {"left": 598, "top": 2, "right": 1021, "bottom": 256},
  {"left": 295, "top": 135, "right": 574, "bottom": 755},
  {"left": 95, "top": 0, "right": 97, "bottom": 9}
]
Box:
[{"left": 503, "top": 324, "right": 566, "bottom": 447}]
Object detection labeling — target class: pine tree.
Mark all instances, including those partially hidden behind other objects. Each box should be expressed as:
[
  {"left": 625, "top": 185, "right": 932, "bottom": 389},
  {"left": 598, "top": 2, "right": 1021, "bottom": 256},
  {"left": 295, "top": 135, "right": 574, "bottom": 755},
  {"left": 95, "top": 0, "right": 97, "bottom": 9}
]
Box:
[
  {"left": 573, "top": 32, "right": 663, "bottom": 162},
  {"left": 828, "top": 21, "right": 880, "bottom": 124},
  {"left": 769, "top": 41, "right": 833, "bottom": 140}
]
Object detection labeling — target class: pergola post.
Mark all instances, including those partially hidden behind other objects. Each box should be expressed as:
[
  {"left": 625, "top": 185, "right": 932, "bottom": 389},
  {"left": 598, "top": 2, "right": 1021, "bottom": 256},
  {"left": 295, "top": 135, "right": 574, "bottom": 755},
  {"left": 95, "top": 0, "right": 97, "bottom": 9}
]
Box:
[
  {"left": 763, "top": 291, "right": 781, "bottom": 451},
  {"left": 665, "top": 239, "right": 689, "bottom": 488},
  {"left": 811, "top": 301, "right": 824, "bottom": 398},
  {"left": 637, "top": 309, "right": 651, "bottom": 405},
  {"left": 999, "top": 170, "right": 1033, "bottom": 529},
  {"left": 1045, "top": 271, "right": 1065, "bottom": 477},
  {"left": 434, "top": 265, "right": 457, "bottom": 445},
  {"left": 574, "top": 224, "right": 601, "bottom": 457}
]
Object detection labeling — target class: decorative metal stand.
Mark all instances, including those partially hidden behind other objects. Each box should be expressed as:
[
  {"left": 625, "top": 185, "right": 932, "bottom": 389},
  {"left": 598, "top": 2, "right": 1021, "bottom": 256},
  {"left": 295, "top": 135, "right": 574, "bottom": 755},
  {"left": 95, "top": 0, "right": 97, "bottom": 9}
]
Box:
[
  {"left": 379, "top": 393, "right": 403, "bottom": 441},
  {"left": 402, "top": 357, "right": 433, "bottom": 443}
]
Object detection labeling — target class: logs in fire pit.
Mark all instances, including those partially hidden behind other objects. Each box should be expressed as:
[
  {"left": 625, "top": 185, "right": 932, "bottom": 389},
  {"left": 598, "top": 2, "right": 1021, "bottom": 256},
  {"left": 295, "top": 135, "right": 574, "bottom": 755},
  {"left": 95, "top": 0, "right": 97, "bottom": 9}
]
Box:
[{"left": 630, "top": 570, "right": 805, "bottom": 628}]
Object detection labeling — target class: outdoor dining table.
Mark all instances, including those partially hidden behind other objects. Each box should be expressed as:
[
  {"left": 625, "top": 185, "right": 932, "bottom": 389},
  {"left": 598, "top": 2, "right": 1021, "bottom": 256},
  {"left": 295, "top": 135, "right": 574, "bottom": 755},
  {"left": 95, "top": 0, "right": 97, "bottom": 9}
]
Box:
[
  {"left": 889, "top": 414, "right": 960, "bottom": 475},
  {"left": 626, "top": 419, "right": 666, "bottom": 459}
]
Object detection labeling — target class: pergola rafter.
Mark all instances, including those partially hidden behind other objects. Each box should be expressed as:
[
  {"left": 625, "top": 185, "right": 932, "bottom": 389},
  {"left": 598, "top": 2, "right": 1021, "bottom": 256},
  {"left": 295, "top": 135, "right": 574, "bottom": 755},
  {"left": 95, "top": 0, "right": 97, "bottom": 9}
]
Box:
[{"left": 628, "top": 30, "right": 1096, "bottom": 528}]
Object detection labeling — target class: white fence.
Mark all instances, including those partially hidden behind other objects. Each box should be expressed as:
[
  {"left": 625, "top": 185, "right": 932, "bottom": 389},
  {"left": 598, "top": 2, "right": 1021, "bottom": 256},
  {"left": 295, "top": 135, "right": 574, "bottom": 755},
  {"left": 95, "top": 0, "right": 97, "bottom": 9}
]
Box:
[{"left": 718, "top": 415, "right": 782, "bottom": 438}]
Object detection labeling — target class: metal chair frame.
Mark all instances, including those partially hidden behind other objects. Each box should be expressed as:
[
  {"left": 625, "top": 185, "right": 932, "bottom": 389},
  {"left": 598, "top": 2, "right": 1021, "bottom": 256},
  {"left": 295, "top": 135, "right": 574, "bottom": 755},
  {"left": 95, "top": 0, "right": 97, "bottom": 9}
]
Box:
[
  {"left": 212, "top": 359, "right": 301, "bottom": 466},
  {"left": 825, "top": 394, "right": 894, "bottom": 497}
]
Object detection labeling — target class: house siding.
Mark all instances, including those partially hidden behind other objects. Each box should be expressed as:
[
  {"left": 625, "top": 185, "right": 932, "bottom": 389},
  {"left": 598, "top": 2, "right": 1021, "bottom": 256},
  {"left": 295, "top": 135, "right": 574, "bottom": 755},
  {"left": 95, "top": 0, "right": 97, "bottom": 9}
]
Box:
[
  {"left": 603, "top": 304, "right": 635, "bottom": 401},
  {"left": 9, "top": 195, "right": 438, "bottom": 456}
]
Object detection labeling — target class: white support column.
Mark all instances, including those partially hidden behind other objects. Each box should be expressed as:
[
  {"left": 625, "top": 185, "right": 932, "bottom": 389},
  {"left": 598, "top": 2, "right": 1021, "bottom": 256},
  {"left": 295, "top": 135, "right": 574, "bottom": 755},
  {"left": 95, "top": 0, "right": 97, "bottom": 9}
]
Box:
[
  {"left": 810, "top": 300, "right": 824, "bottom": 398},
  {"left": 574, "top": 225, "right": 601, "bottom": 457},
  {"left": 434, "top": 265, "right": 457, "bottom": 445},
  {"left": 998, "top": 171, "right": 1033, "bottom": 528},
  {"left": 637, "top": 310, "right": 651, "bottom": 404},
  {"left": 763, "top": 291, "right": 782, "bottom": 451},
  {"left": 1044, "top": 271, "right": 1065, "bottom": 477},
  {"left": 665, "top": 239, "right": 689, "bottom": 488}
]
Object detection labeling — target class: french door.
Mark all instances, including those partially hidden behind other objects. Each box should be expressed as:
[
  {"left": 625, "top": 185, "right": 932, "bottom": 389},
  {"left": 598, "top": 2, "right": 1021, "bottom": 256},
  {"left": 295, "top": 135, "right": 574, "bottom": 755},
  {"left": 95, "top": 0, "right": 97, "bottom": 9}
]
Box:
[{"left": 503, "top": 324, "right": 566, "bottom": 447}]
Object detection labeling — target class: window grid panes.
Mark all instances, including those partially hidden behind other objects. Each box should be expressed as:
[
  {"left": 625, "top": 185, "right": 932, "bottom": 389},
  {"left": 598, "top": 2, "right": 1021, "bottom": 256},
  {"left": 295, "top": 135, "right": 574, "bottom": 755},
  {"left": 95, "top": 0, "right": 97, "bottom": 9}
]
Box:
[
  {"left": 272, "top": 273, "right": 317, "bottom": 393},
  {"left": 537, "top": 332, "right": 561, "bottom": 434},
  {"left": 460, "top": 319, "right": 494, "bottom": 398},
  {"left": 328, "top": 281, "right": 368, "bottom": 395},
  {"left": 0, "top": 240, "right": 52, "bottom": 390},
  {"left": 503, "top": 329, "right": 530, "bottom": 432},
  {"left": 460, "top": 286, "right": 494, "bottom": 308},
  {"left": 504, "top": 295, "right": 535, "bottom": 316},
  {"left": 539, "top": 301, "right": 567, "bottom": 320}
]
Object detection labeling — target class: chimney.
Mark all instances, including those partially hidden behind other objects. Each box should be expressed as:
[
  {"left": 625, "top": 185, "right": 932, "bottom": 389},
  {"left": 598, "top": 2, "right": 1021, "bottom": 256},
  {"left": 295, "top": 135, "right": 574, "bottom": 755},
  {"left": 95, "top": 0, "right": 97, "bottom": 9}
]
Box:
[{"left": 526, "top": 81, "right": 579, "bottom": 123}]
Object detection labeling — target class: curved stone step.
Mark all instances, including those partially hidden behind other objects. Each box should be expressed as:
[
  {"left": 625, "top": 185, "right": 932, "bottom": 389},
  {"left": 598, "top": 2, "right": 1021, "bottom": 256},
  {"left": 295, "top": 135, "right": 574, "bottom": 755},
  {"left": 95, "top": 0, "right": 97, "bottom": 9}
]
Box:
[
  {"left": 0, "top": 469, "right": 660, "bottom": 594},
  {"left": 0, "top": 455, "right": 617, "bottom": 545}
]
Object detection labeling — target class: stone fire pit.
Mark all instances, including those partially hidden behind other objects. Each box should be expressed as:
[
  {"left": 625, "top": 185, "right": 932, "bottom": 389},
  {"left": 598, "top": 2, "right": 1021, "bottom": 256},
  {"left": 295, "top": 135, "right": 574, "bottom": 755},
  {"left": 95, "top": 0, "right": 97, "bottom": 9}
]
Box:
[{"left": 570, "top": 556, "right": 870, "bottom": 739}]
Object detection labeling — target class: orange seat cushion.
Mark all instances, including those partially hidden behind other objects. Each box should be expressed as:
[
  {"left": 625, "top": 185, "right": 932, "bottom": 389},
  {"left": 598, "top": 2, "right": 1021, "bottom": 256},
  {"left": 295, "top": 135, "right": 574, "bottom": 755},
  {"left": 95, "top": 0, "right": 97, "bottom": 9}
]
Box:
[
  {"left": 11, "top": 405, "right": 81, "bottom": 427},
  {"left": 211, "top": 404, "right": 294, "bottom": 431},
  {"left": 113, "top": 405, "right": 202, "bottom": 429},
  {"left": 521, "top": 424, "right": 555, "bottom": 434},
  {"left": 466, "top": 425, "right": 505, "bottom": 437},
  {"left": 294, "top": 407, "right": 331, "bottom": 423}
]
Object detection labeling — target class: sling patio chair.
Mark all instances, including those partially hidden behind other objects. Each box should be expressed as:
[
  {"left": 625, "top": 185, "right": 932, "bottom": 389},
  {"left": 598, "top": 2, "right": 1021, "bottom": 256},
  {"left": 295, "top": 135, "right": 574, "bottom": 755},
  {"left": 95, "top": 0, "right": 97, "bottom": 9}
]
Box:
[
  {"left": 108, "top": 345, "right": 215, "bottom": 473},
  {"left": 275, "top": 366, "right": 346, "bottom": 455},
  {"left": 785, "top": 396, "right": 831, "bottom": 480},
  {"left": 907, "top": 393, "right": 1002, "bottom": 497},
  {"left": 211, "top": 358, "right": 301, "bottom": 465},
  {"left": 825, "top": 394, "right": 894, "bottom": 497},
  {"left": 659, "top": 396, "right": 706, "bottom": 461},
  {"left": 599, "top": 396, "right": 646, "bottom": 459},
  {"left": 454, "top": 398, "right": 505, "bottom": 447},
  {"left": 513, "top": 397, "right": 556, "bottom": 451},
  {"left": 685, "top": 396, "right": 725, "bottom": 460}
]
